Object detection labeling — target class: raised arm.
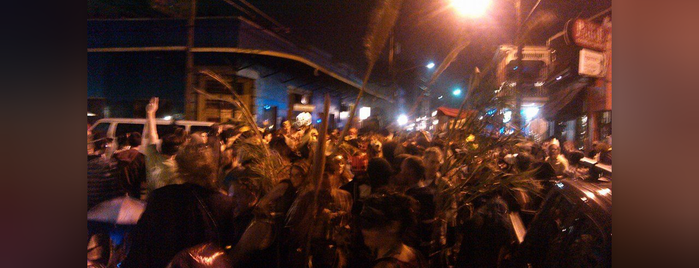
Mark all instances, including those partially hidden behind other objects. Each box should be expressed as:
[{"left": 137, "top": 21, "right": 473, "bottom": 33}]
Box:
[{"left": 144, "top": 97, "right": 159, "bottom": 144}]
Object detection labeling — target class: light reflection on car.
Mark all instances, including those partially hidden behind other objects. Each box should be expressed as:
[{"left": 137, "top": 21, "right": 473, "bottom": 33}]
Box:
[{"left": 509, "top": 178, "right": 612, "bottom": 268}]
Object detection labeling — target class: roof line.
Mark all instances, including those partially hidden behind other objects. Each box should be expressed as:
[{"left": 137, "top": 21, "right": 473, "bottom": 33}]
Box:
[
  {"left": 87, "top": 16, "right": 238, "bottom": 22},
  {"left": 87, "top": 46, "right": 187, "bottom": 52},
  {"left": 87, "top": 46, "right": 392, "bottom": 102}
]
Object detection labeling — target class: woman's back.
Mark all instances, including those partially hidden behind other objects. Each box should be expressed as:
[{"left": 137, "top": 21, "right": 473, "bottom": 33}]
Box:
[
  {"left": 121, "top": 184, "right": 234, "bottom": 268},
  {"left": 456, "top": 197, "right": 513, "bottom": 268}
]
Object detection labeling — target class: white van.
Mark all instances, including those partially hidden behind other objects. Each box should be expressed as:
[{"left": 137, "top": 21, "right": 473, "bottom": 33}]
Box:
[{"left": 88, "top": 118, "right": 214, "bottom": 152}]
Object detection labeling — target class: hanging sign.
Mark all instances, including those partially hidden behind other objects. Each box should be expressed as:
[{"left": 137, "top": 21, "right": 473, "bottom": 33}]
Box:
[
  {"left": 578, "top": 49, "right": 606, "bottom": 77},
  {"left": 566, "top": 19, "right": 608, "bottom": 51}
]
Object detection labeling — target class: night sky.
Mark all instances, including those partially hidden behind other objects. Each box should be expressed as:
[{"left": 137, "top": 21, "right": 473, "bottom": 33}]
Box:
[
  {"left": 89, "top": 0, "right": 611, "bottom": 107},
  {"left": 241, "top": 0, "right": 611, "bottom": 105}
]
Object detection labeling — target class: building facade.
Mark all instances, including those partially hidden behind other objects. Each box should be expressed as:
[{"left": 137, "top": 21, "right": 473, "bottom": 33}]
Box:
[
  {"left": 542, "top": 15, "right": 612, "bottom": 151},
  {"left": 491, "top": 44, "right": 551, "bottom": 136},
  {"left": 88, "top": 16, "right": 394, "bottom": 130}
]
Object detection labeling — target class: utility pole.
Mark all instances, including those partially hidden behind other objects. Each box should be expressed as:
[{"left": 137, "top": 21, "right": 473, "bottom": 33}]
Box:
[
  {"left": 513, "top": 0, "right": 523, "bottom": 130},
  {"left": 185, "top": 0, "right": 197, "bottom": 120}
]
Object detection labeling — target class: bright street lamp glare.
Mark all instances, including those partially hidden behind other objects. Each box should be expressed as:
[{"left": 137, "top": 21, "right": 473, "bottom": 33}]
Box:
[
  {"left": 523, "top": 106, "right": 540, "bottom": 120},
  {"left": 426, "top": 62, "right": 435, "bottom": 69},
  {"left": 451, "top": 0, "right": 490, "bottom": 18},
  {"left": 397, "top": 114, "right": 409, "bottom": 126},
  {"left": 453, "top": 88, "right": 462, "bottom": 96}
]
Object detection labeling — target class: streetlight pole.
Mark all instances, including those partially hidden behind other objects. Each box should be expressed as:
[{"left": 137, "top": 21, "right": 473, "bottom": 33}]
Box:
[
  {"left": 185, "top": 0, "right": 197, "bottom": 120},
  {"left": 512, "top": 0, "right": 524, "bottom": 130},
  {"left": 512, "top": 0, "right": 543, "bottom": 131}
]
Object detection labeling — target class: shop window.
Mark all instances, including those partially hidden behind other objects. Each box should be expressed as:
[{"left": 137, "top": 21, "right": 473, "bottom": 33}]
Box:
[
  {"left": 196, "top": 71, "right": 255, "bottom": 122},
  {"left": 287, "top": 87, "right": 312, "bottom": 120},
  {"left": 261, "top": 105, "right": 278, "bottom": 129},
  {"left": 599, "top": 111, "right": 612, "bottom": 140},
  {"left": 576, "top": 115, "right": 589, "bottom": 150},
  {"left": 205, "top": 99, "right": 236, "bottom": 110}
]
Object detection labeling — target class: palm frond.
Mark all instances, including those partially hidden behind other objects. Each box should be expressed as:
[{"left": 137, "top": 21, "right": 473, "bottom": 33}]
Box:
[
  {"left": 363, "top": 0, "right": 405, "bottom": 66},
  {"left": 430, "top": 71, "right": 544, "bottom": 249},
  {"left": 305, "top": 94, "right": 333, "bottom": 264},
  {"left": 335, "top": 0, "right": 404, "bottom": 151},
  {"left": 233, "top": 137, "right": 286, "bottom": 193},
  {"left": 196, "top": 69, "right": 286, "bottom": 194}
]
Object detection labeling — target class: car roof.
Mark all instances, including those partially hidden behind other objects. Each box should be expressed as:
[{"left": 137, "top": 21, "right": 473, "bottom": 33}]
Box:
[
  {"left": 93, "top": 118, "right": 214, "bottom": 126},
  {"left": 555, "top": 179, "right": 612, "bottom": 214},
  {"left": 552, "top": 179, "right": 612, "bottom": 236}
]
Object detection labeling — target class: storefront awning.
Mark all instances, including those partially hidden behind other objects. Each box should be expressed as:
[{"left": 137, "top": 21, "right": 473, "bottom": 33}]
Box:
[
  {"left": 437, "top": 107, "right": 477, "bottom": 118},
  {"left": 541, "top": 80, "right": 589, "bottom": 121}
]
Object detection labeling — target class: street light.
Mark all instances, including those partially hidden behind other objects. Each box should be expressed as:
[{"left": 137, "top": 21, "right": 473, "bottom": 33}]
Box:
[
  {"left": 450, "top": 0, "right": 491, "bottom": 18},
  {"left": 359, "top": 107, "right": 371, "bottom": 120},
  {"left": 452, "top": 88, "right": 462, "bottom": 96},
  {"left": 523, "top": 106, "right": 540, "bottom": 121},
  {"left": 398, "top": 61, "right": 436, "bottom": 73},
  {"left": 397, "top": 114, "right": 409, "bottom": 126}
]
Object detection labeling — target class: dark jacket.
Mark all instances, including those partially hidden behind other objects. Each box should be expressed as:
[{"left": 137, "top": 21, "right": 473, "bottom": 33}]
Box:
[
  {"left": 121, "top": 184, "right": 234, "bottom": 268},
  {"left": 456, "top": 200, "right": 513, "bottom": 268},
  {"left": 113, "top": 148, "right": 146, "bottom": 198},
  {"left": 405, "top": 186, "right": 437, "bottom": 256},
  {"left": 88, "top": 155, "right": 124, "bottom": 211}
]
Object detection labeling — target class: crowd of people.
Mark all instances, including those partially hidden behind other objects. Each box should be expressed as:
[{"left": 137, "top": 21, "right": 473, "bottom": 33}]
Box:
[{"left": 87, "top": 97, "right": 611, "bottom": 268}]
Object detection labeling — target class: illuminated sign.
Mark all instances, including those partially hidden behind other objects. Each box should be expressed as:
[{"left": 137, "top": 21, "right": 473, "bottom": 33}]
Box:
[
  {"left": 568, "top": 19, "right": 608, "bottom": 51},
  {"left": 579, "top": 49, "right": 606, "bottom": 77}
]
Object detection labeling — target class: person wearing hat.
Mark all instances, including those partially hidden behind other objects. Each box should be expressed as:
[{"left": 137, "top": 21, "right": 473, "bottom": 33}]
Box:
[
  {"left": 284, "top": 157, "right": 353, "bottom": 268},
  {"left": 360, "top": 192, "right": 426, "bottom": 268},
  {"left": 545, "top": 143, "right": 569, "bottom": 177}
]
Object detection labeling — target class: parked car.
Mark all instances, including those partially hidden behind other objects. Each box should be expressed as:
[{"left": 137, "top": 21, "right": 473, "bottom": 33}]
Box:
[
  {"left": 88, "top": 118, "right": 214, "bottom": 153},
  {"left": 508, "top": 179, "right": 612, "bottom": 268}
]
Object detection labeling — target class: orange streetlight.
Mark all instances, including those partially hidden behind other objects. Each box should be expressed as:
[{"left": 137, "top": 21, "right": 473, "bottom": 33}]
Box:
[{"left": 450, "top": 0, "right": 491, "bottom": 18}]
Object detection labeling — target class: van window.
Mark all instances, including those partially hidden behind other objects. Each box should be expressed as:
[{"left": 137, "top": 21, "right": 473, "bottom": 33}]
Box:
[
  {"left": 190, "top": 125, "right": 212, "bottom": 134},
  {"left": 115, "top": 123, "right": 144, "bottom": 138},
  {"left": 157, "top": 124, "right": 184, "bottom": 137},
  {"left": 91, "top": 123, "right": 110, "bottom": 137}
]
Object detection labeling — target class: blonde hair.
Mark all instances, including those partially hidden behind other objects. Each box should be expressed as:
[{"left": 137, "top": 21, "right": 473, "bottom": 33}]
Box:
[
  {"left": 175, "top": 140, "right": 218, "bottom": 189},
  {"left": 423, "top": 147, "right": 443, "bottom": 160}
]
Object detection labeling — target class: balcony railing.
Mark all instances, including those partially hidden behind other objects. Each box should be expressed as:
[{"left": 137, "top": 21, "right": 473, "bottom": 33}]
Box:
[
  {"left": 496, "top": 83, "right": 549, "bottom": 99},
  {"left": 521, "top": 86, "right": 549, "bottom": 98}
]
